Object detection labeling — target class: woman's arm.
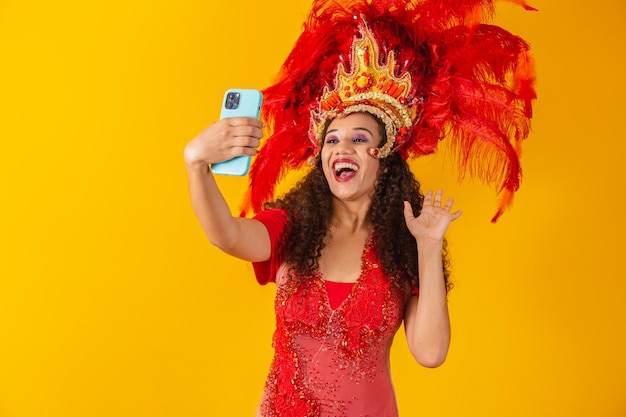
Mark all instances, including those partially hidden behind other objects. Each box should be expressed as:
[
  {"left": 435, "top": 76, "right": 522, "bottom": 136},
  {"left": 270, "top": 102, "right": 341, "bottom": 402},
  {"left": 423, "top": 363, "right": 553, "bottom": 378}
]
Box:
[
  {"left": 402, "top": 190, "right": 462, "bottom": 368},
  {"left": 184, "top": 117, "right": 270, "bottom": 262}
]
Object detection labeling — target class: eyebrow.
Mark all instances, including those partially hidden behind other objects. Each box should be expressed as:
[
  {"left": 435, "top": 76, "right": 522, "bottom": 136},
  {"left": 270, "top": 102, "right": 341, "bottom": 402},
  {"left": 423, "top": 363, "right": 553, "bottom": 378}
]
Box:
[{"left": 325, "top": 127, "right": 374, "bottom": 136}]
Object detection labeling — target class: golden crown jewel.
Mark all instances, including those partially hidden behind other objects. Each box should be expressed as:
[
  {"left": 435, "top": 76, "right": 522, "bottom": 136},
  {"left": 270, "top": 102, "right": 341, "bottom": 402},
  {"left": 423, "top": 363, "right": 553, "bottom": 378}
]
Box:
[{"left": 311, "top": 23, "right": 417, "bottom": 158}]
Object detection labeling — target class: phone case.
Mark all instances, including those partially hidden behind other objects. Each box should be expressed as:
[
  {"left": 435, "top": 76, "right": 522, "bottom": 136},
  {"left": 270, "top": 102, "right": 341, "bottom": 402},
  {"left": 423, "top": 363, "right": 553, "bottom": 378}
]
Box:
[{"left": 211, "top": 89, "right": 263, "bottom": 176}]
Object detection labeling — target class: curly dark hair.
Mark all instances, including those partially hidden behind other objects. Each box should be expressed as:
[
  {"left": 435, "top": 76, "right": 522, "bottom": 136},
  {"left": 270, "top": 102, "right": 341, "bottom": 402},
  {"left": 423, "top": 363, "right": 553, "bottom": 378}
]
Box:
[{"left": 265, "top": 118, "right": 452, "bottom": 292}]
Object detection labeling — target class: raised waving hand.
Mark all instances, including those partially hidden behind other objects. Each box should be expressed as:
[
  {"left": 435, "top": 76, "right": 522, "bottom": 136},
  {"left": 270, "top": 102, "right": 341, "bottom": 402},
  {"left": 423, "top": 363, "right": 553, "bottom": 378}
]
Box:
[{"left": 403, "top": 190, "right": 462, "bottom": 243}]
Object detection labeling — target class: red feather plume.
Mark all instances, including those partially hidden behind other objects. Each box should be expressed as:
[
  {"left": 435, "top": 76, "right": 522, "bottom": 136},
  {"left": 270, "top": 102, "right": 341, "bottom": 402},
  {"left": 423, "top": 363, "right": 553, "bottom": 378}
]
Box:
[{"left": 242, "top": 0, "right": 537, "bottom": 222}]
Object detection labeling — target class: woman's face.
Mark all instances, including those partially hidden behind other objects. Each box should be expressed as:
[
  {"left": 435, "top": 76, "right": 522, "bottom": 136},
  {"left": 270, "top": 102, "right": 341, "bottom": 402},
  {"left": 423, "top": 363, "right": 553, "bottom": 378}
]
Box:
[{"left": 321, "top": 112, "right": 383, "bottom": 204}]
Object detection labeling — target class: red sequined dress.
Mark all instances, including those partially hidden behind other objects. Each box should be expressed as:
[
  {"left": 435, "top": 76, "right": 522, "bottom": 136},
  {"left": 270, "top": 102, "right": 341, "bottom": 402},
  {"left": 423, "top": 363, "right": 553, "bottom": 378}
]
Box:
[{"left": 253, "top": 209, "right": 414, "bottom": 417}]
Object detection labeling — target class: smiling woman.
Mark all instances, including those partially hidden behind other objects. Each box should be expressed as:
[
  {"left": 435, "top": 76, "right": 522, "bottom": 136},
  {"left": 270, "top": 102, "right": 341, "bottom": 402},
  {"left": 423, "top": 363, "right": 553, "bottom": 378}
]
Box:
[
  {"left": 183, "top": 0, "right": 534, "bottom": 415},
  {"left": 187, "top": 107, "right": 458, "bottom": 416},
  {"left": 3, "top": 0, "right": 626, "bottom": 415}
]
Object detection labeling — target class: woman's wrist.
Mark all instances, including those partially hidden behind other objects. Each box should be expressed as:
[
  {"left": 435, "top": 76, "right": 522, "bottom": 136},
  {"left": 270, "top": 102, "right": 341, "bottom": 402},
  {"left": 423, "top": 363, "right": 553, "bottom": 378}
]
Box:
[
  {"left": 415, "top": 236, "right": 444, "bottom": 251},
  {"left": 183, "top": 146, "right": 211, "bottom": 171}
]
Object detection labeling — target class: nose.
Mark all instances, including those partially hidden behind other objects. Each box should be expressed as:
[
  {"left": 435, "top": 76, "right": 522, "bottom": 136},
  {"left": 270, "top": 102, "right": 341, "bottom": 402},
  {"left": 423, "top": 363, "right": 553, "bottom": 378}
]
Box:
[{"left": 334, "top": 135, "right": 353, "bottom": 154}]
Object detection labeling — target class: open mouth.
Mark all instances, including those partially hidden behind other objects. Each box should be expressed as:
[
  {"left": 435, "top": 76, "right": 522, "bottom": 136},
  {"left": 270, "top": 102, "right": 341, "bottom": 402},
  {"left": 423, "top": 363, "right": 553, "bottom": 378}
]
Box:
[{"left": 333, "top": 160, "right": 359, "bottom": 181}]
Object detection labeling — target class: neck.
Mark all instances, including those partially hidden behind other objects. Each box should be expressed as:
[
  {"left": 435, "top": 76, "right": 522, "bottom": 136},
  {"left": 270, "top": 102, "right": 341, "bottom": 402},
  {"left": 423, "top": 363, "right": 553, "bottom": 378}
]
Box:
[{"left": 330, "top": 198, "right": 372, "bottom": 233}]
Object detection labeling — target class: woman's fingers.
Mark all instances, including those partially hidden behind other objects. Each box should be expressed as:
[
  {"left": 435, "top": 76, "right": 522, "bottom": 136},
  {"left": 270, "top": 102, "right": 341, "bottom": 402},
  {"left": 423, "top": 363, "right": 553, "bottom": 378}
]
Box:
[
  {"left": 422, "top": 190, "right": 462, "bottom": 220},
  {"left": 423, "top": 190, "right": 433, "bottom": 206},
  {"left": 433, "top": 189, "right": 443, "bottom": 207}
]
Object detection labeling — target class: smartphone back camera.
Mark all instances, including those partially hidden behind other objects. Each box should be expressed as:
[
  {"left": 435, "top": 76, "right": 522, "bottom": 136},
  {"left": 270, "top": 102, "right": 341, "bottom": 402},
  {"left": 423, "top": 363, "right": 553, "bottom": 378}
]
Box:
[{"left": 224, "top": 92, "right": 241, "bottom": 110}]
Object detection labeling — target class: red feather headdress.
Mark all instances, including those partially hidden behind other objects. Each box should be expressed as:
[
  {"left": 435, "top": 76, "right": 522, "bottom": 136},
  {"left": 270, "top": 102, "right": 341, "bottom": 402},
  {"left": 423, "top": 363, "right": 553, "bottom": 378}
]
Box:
[{"left": 243, "top": 0, "right": 537, "bottom": 222}]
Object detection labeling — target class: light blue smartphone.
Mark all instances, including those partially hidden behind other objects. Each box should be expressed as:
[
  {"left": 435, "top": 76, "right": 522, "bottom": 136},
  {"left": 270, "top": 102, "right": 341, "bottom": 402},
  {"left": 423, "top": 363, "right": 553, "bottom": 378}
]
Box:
[{"left": 211, "top": 88, "right": 263, "bottom": 176}]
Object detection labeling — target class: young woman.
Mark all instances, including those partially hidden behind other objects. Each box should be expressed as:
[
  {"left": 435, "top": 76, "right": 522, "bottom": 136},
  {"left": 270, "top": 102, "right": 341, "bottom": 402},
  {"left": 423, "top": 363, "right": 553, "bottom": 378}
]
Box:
[
  {"left": 185, "top": 112, "right": 460, "bottom": 416},
  {"left": 185, "top": 1, "right": 535, "bottom": 415}
]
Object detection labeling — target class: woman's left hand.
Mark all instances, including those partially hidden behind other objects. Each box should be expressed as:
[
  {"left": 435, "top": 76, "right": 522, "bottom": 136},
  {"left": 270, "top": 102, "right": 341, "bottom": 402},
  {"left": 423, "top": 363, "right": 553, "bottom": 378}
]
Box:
[{"left": 403, "top": 190, "right": 462, "bottom": 242}]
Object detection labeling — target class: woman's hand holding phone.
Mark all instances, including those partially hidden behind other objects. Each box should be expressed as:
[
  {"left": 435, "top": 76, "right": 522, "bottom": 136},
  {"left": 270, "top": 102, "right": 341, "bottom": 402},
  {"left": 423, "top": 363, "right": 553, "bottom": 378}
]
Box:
[
  {"left": 184, "top": 89, "right": 263, "bottom": 174},
  {"left": 210, "top": 89, "right": 263, "bottom": 176},
  {"left": 184, "top": 116, "right": 264, "bottom": 172}
]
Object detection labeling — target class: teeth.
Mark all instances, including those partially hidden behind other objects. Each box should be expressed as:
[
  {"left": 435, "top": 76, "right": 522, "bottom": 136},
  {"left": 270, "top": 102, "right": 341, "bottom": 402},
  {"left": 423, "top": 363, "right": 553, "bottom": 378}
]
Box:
[{"left": 333, "top": 162, "right": 359, "bottom": 173}]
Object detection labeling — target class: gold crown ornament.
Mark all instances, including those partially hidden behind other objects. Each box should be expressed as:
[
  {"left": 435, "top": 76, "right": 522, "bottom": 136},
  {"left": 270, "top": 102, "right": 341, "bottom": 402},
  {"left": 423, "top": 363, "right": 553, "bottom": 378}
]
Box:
[{"left": 311, "top": 24, "right": 418, "bottom": 159}]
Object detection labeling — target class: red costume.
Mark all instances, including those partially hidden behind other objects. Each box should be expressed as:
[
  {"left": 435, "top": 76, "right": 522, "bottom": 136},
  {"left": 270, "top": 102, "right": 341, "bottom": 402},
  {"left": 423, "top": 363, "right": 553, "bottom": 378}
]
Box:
[{"left": 254, "top": 209, "right": 417, "bottom": 417}]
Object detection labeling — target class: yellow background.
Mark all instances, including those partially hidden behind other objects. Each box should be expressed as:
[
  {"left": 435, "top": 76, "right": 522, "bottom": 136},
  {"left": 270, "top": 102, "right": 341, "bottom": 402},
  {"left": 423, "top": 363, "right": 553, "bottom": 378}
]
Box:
[{"left": 1, "top": 0, "right": 625, "bottom": 416}]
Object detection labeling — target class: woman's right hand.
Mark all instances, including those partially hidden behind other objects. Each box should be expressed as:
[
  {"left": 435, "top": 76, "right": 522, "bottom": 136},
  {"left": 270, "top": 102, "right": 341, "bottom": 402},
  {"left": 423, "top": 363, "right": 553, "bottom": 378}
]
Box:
[
  {"left": 183, "top": 117, "right": 264, "bottom": 170},
  {"left": 183, "top": 116, "right": 271, "bottom": 260}
]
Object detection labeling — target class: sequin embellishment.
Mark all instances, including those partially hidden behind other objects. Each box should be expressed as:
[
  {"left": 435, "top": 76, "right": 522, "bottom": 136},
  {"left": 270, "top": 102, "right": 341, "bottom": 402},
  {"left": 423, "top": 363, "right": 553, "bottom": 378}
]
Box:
[{"left": 259, "top": 237, "right": 410, "bottom": 417}]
